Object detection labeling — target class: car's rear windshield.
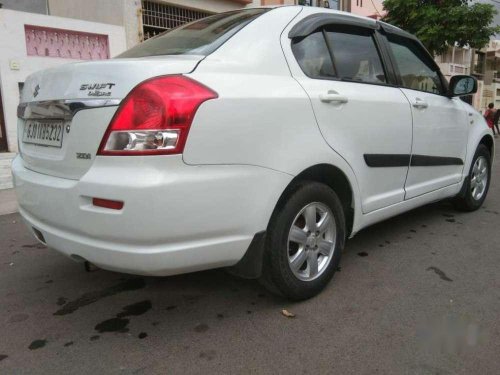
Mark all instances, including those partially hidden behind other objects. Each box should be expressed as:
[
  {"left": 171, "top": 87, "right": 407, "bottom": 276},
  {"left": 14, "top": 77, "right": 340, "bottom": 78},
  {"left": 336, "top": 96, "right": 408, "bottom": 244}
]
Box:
[{"left": 118, "top": 9, "right": 268, "bottom": 58}]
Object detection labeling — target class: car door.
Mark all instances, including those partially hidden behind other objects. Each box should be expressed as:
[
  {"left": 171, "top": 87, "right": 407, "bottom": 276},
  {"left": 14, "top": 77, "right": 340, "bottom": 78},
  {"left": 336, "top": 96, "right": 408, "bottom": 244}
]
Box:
[
  {"left": 288, "top": 23, "right": 413, "bottom": 213},
  {"left": 384, "top": 32, "right": 469, "bottom": 199}
]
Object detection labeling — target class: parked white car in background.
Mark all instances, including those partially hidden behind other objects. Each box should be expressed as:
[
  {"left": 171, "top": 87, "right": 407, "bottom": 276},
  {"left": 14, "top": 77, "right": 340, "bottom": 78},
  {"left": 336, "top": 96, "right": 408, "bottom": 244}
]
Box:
[{"left": 13, "top": 6, "right": 493, "bottom": 300}]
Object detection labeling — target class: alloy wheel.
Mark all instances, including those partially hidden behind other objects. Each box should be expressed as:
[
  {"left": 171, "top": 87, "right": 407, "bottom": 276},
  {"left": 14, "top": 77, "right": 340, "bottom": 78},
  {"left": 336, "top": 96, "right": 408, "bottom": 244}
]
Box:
[
  {"left": 471, "top": 156, "right": 488, "bottom": 201},
  {"left": 287, "top": 202, "right": 336, "bottom": 281}
]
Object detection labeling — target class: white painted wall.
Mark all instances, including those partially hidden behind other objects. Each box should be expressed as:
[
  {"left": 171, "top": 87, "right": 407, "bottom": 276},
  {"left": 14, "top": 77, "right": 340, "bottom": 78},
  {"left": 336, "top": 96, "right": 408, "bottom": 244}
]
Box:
[
  {"left": 49, "top": 0, "right": 142, "bottom": 49},
  {"left": 48, "top": 0, "right": 125, "bottom": 25},
  {"left": 0, "top": 9, "right": 126, "bottom": 153}
]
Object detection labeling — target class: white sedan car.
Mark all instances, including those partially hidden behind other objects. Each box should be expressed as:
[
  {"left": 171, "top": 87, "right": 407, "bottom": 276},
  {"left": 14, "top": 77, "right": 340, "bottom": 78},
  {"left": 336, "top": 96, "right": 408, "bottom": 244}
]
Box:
[{"left": 13, "top": 6, "right": 493, "bottom": 300}]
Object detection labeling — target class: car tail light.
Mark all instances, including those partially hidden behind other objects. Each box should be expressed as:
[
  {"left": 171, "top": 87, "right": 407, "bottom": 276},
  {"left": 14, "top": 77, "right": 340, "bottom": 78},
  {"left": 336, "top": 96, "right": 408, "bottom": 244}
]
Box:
[{"left": 98, "top": 75, "right": 217, "bottom": 156}]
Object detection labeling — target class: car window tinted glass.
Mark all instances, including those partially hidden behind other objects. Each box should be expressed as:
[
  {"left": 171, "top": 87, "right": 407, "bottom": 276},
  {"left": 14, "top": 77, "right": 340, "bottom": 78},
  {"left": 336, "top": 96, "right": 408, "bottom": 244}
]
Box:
[
  {"left": 292, "top": 32, "right": 336, "bottom": 79},
  {"left": 387, "top": 35, "right": 443, "bottom": 95},
  {"left": 325, "top": 29, "right": 386, "bottom": 84},
  {"left": 118, "top": 9, "right": 267, "bottom": 58}
]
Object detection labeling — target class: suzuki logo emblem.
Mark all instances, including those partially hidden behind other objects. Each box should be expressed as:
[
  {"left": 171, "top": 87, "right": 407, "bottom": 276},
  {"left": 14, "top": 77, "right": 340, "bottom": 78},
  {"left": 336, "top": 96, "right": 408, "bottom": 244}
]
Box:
[{"left": 33, "top": 84, "right": 40, "bottom": 98}]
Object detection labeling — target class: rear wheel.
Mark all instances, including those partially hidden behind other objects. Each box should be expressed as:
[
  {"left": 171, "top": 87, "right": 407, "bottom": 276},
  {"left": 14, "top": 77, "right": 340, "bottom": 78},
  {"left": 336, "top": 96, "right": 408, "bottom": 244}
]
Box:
[
  {"left": 454, "top": 144, "right": 491, "bottom": 211},
  {"left": 261, "top": 182, "right": 345, "bottom": 300}
]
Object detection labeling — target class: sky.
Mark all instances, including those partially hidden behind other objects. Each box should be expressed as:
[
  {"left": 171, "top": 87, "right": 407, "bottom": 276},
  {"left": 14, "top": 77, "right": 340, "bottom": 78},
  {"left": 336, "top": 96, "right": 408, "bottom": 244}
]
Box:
[{"left": 474, "top": 0, "right": 500, "bottom": 37}]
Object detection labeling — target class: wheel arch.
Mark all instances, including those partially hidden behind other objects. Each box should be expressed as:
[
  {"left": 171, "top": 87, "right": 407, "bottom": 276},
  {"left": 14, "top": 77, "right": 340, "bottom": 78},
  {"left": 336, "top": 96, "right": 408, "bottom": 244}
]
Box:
[
  {"left": 274, "top": 163, "right": 355, "bottom": 238},
  {"left": 457, "top": 133, "right": 494, "bottom": 199},
  {"left": 227, "top": 163, "right": 357, "bottom": 280},
  {"left": 479, "top": 134, "right": 495, "bottom": 163}
]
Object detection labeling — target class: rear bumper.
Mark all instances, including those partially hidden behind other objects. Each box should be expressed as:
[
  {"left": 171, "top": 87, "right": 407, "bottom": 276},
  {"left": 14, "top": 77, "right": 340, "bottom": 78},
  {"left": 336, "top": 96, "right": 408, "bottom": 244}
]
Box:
[{"left": 12, "top": 155, "right": 291, "bottom": 276}]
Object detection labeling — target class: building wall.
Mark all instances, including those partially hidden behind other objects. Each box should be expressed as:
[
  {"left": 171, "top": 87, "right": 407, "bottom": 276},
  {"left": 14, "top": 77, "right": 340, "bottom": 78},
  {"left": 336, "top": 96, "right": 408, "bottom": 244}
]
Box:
[
  {"left": 0, "top": 9, "right": 126, "bottom": 152},
  {"left": 124, "top": 0, "right": 142, "bottom": 47},
  {"left": 48, "top": 0, "right": 141, "bottom": 48},
  {"left": 48, "top": 0, "right": 125, "bottom": 25},
  {"left": 473, "top": 80, "right": 484, "bottom": 111},
  {"left": 481, "top": 82, "right": 500, "bottom": 110},
  {"left": 470, "top": 40, "right": 500, "bottom": 111},
  {"left": 349, "top": 0, "right": 384, "bottom": 18},
  {"left": 435, "top": 46, "right": 472, "bottom": 82},
  {"left": 0, "top": 0, "right": 48, "bottom": 14}
]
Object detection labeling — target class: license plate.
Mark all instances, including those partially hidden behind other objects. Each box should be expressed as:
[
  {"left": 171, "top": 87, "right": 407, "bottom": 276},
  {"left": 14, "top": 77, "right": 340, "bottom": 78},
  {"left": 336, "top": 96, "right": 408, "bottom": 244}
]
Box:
[{"left": 23, "top": 120, "right": 64, "bottom": 148}]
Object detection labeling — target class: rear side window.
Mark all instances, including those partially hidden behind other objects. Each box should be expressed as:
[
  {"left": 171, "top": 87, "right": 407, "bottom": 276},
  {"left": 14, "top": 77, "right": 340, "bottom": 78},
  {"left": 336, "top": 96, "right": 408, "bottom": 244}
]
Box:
[
  {"left": 292, "top": 27, "right": 386, "bottom": 84},
  {"left": 325, "top": 29, "right": 386, "bottom": 84},
  {"left": 291, "top": 32, "right": 336, "bottom": 79},
  {"left": 387, "top": 35, "right": 444, "bottom": 95},
  {"left": 118, "top": 9, "right": 267, "bottom": 58}
]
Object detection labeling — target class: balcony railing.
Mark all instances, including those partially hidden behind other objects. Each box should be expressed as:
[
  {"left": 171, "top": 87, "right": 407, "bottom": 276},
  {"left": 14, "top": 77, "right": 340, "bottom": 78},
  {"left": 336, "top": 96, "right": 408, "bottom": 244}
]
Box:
[{"left": 438, "top": 63, "right": 470, "bottom": 76}]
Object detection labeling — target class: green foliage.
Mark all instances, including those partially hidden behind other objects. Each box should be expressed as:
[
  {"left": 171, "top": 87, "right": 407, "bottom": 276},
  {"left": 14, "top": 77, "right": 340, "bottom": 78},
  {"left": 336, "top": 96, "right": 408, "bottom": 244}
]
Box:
[{"left": 383, "top": 0, "right": 500, "bottom": 56}]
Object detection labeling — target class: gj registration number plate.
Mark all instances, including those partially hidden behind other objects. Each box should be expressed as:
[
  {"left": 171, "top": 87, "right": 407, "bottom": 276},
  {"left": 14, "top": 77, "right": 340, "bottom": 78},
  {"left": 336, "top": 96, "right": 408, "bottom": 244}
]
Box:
[{"left": 23, "top": 120, "right": 64, "bottom": 148}]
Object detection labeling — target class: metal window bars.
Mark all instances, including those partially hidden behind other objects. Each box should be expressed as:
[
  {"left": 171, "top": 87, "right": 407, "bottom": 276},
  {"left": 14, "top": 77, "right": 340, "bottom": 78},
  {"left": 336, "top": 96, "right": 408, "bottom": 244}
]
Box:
[{"left": 142, "top": 1, "right": 212, "bottom": 40}]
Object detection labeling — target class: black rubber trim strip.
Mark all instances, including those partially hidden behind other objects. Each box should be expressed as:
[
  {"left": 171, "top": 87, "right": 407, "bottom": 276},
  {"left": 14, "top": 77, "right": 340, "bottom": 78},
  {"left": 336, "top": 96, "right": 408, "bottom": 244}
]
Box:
[
  {"left": 364, "top": 154, "right": 464, "bottom": 167},
  {"left": 364, "top": 154, "right": 411, "bottom": 167},
  {"left": 411, "top": 155, "right": 464, "bottom": 166}
]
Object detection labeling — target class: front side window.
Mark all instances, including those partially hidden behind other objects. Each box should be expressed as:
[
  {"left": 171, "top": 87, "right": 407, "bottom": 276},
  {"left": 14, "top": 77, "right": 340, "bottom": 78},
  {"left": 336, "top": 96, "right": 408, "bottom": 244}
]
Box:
[
  {"left": 118, "top": 9, "right": 267, "bottom": 58},
  {"left": 387, "top": 35, "right": 444, "bottom": 95},
  {"left": 292, "top": 31, "right": 336, "bottom": 79},
  {"left": 325, "top": 29, "right": 386, "bottom": 84}
]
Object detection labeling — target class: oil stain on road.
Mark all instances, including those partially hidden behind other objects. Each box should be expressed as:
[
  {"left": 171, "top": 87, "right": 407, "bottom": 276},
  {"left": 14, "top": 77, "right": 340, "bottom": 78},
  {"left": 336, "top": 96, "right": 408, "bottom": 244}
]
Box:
[
  {"left": 53, "top": 278, "right": 146, "bottom": 316},
  {"left": 427, "top": 266, "right": 453, "bottom": 282},
  {"left": 28, "top": 339, "right": 47, "bottom": 350},
  {"left": 94, "top": 300, "right": 152, "bottom": 334}
]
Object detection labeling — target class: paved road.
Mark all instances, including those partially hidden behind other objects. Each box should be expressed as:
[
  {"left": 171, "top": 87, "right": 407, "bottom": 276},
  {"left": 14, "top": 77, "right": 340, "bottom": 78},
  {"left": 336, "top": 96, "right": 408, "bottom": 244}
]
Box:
[{"left": 1, "top": 152, "right": 500, "bottom": 374}]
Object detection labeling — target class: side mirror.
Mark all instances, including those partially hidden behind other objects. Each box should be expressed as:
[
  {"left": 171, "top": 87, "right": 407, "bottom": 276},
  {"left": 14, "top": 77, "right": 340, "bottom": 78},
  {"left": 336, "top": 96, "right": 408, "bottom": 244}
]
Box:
[{"left": 447, "top": 75, "right": 478, "bottom": 97}]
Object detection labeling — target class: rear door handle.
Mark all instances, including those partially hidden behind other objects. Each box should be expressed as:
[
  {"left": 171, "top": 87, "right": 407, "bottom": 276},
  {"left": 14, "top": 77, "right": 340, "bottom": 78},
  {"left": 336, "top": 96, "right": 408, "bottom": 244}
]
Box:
[
  {"left": 319, "top": 91, "right": 349, "bottom": 104},
  {"left": 412, "top": 98, "right": 428, "bottom": 109}
]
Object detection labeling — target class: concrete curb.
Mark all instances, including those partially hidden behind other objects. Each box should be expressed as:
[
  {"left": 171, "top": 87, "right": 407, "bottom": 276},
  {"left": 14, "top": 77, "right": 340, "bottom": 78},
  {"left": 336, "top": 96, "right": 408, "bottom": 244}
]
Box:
[{"left": 0, "top": 188, "right": 18, "bottom": 215}]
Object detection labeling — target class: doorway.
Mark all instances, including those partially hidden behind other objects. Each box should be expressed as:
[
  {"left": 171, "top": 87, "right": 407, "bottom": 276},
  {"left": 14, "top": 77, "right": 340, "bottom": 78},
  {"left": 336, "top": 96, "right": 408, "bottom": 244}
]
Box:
[{"left": 0, "top": 89, "right": 8, "bottom": 152}]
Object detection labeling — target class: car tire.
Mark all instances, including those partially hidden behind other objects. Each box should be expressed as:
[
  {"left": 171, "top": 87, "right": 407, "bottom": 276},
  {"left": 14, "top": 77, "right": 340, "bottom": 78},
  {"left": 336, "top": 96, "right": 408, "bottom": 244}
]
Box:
[
  {"left": 453, "top": 144, "right": 491, "bottom": 212},
  {"left": 261, "top": 182, "right": 346, "bottom": 300}
]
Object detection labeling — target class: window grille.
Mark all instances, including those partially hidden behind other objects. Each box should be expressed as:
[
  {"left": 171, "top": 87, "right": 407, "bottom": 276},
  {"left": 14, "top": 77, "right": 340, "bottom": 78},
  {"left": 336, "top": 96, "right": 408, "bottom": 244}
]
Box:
[
  {"left": 142, "top": 1, "right": 212, "bottom": 40},
  {"left": 24, "top": 25, "right": 109, "bottom": 60}
]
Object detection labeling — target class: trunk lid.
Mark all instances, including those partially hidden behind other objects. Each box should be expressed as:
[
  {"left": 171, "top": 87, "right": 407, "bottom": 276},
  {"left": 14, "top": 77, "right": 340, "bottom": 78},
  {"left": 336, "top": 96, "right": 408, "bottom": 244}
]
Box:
[{"left": 18, "top": 56, "right": 202, "bottom": 179}]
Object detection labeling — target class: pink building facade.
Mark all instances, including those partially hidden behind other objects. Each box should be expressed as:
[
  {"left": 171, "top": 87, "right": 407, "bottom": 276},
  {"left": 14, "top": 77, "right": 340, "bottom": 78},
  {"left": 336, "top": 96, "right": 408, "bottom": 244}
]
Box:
[
  {"left": 348, "top": 0, "right": 385, "bottom": 19},
  {"left": 25, "top": 25, "right": 110, "bottom": 60}
]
